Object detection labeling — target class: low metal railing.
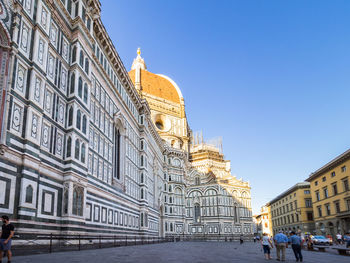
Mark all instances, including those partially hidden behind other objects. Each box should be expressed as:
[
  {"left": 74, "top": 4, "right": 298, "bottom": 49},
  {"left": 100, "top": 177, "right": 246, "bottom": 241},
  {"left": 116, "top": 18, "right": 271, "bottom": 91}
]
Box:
[
  {"left": 167, "top": 234, "right": 253, "bottom": 242},
  {"left": 10, "top": 233, "right": 252, "bottom": 256},
  {"left": 11, "top": 233, "right": 172, "bottom": 256}
]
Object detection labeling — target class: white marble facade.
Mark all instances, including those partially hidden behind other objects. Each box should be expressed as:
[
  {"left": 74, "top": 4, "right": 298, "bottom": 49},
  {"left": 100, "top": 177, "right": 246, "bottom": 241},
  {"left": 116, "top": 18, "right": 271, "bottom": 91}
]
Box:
[{"left": 0, "top": 0, "right": 252, "bottom": 237}]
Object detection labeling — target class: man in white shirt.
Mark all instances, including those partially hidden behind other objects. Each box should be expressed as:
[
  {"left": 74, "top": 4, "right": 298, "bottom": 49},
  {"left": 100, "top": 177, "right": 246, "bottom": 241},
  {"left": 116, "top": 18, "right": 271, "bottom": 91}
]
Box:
[{"left": 336, "top": 233, "right": 342, "bottom": 245}]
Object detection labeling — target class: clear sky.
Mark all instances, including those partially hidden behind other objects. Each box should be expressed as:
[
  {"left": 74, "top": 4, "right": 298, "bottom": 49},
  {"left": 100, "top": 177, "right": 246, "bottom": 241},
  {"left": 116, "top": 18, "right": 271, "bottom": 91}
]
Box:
[{"left": 100, "top": 0, "right": 350, "bottom": 214}]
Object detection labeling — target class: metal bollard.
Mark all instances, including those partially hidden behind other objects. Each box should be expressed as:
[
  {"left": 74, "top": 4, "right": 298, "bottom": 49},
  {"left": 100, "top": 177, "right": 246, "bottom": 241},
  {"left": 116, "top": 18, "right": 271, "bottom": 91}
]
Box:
[
  {"left": 78, "top": 235, "right": 81, "bottom": 251},
  {"left": 49, "top": 233, "right": 53, "bottom": 253}
]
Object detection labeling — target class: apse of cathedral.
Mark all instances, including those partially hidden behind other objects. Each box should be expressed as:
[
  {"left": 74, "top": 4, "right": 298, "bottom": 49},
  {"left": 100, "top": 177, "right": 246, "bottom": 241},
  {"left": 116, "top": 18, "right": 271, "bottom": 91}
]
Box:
[{"left": 0, "top": 0, "right": 252, "bottom": 237}]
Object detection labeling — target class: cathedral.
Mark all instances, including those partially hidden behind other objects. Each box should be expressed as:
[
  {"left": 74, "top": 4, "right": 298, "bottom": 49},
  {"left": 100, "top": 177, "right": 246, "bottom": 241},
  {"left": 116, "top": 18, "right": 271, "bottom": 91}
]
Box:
[{"left": 0, "top": 0, "right": 252, "bottom": 238}]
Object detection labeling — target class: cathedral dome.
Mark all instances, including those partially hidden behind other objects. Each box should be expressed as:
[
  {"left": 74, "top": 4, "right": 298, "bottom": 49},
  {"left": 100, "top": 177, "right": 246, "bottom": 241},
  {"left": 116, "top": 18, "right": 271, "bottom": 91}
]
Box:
[
  {"left": 128, "top": 48, "right": 183, "bottom": 104},
  {"left": 129, "top": 70, "right": 181, "bottom": 104}
]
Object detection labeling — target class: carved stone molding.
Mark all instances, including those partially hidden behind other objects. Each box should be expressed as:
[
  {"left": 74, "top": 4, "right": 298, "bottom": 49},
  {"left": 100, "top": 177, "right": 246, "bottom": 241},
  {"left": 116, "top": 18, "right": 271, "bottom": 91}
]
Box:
[{"left": 0, "top": 143, "right": 8, "bottom": 155}]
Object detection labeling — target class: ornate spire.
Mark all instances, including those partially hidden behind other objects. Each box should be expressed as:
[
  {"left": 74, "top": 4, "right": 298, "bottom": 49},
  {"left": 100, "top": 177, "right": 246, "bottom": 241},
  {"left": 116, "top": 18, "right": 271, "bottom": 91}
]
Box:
[{"left": 131, "top": 47, "right": 147, "bottom": 71}]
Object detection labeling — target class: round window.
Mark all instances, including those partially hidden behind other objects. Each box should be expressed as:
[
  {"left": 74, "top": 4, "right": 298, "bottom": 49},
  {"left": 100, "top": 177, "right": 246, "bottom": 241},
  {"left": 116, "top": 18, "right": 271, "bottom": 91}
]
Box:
[
  {"left": 155, "top": 120, "right": 164, "bottom": 130},
  {"left": 153, "top": 114, "right": 171, "bottom": 131}
]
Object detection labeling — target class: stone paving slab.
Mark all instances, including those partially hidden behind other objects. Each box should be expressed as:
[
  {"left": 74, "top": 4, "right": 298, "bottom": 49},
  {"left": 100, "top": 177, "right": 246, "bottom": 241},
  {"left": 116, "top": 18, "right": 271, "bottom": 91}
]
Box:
[{"left": 12, "top": 242, "right": 350, "bottom": 263}]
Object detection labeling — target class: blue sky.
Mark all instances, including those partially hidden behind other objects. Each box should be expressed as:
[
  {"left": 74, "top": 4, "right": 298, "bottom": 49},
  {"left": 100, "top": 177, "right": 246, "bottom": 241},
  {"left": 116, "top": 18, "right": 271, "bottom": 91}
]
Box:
[{"left": 100, "top": 0, "right": 350, "bottom": 214}]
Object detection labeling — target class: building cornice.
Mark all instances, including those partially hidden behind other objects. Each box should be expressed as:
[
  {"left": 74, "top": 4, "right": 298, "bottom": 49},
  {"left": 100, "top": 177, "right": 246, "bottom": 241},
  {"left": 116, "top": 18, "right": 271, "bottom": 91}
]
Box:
[
  {"left": 267, "top": 182, "right": 310, "bottom": 206},
  {"left": 306, "top": 148, "right": 350, "bottom": 182},
  {"left": 93, "top": 19, "right": 142, "bottom": 110}
]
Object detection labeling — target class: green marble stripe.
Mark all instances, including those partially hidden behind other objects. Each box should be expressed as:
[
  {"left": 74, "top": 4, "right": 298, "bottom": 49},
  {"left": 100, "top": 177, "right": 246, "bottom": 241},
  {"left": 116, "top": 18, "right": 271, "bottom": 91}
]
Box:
[
  {"left": 86, "top": 196, "right": 139, "bottom": 216},
  {"left": 18, "top": 207, "right": 36, "bottom": 212},
  {"left": 86, "top": 175, "right": 120, "bottom": 192},
  {"left": 0, "top": 164, "right": 20, "bottom": 176},
  {"left": 22, "top": 166, "right": 40, "bottom": 175},
  {"left": 2, "top": 138, "right": 87, "bottom": 178},
  {"left": 0, "top": 158, "right": 18, "bottom": 168},
  {"left": 7, "top": 133, "right": 87, "bottom": 171},
  {"left": 86, "top": 188, "right": 140, "bottom": 207},
  {"left": 15, "top": 221, "right": 147, "bottom": 235},
  {"left": 10, "top": 89, "right": 26, "bottom": 104}
]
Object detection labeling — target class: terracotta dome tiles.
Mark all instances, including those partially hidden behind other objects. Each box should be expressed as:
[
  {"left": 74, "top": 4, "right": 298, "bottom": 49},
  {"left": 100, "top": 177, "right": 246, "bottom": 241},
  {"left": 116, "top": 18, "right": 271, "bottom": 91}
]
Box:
[{"left": 129, "top": 69, "right": 180, "bottom": 104}]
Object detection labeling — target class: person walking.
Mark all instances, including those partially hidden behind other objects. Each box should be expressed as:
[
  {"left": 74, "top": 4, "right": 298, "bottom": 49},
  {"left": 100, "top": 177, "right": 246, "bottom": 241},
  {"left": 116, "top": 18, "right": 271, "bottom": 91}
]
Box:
[
  {"left": 261, "top": 233, "right": 273, "bottom": 260},
  {"left": 274, "top": 230, "right": 288, "bottom": 261},
  {"left": 0, "top": 215, "right": 15, "bottom": 263},
  {"left": 240, "top": 234, "right": 244, "bottom": 244},
  {"left": 344, "top": 232, "right": 350, "bottom": 248},
  {"left": 336, "top": 233, "right": 342, "bottom": 245},
  {"left": 289, "top": 231, "right": 303, "bottom": 262}
]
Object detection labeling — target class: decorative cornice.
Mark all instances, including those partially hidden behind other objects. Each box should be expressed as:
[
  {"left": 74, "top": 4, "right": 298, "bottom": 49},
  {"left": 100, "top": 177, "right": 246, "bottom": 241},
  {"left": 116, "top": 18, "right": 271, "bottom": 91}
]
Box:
[
  {"left": 93, "top": 19, "right": 142, "bottom": 110},
  {"left": 306, "top": 148, "right": 350, "bottom": 182},
  {"left": 267, "top": 182, "right": 310, "bottom": 206}
]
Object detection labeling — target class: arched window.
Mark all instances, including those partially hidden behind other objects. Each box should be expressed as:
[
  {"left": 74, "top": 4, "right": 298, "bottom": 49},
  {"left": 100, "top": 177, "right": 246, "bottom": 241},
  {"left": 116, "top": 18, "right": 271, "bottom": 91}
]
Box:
[
  {"left": 234, "top": 205, "right": 239, "bottom": 223},
  {"left": 76, "top": 109, "right": 81, "bottom": 129},
  {"left": 68, "top": 106, "right": 73, "bottom": 126},
  {"left": 78, "top": 77, "right": 82, "bottom": 98},
  {"left": 82, "top": 6, "right": 86, "bottom": 23},
  {"left": 87, "top": 17, "right": 91, "bottom": 31},
  {"left": 170, "top": 222, "right": 173, "bottom": 232},
  {"left": 71, "top": 46, "right": 76, "bottom": 63},
  {"left": 82, "top": 115, "right": 87, "bottom": 134},
  {"left": 85, "top": 58, "right": 89, "bottom": 74},
  {"left": 75, "top": 139, "right": 80, "bottom": 159},
  {"left": 140, "top": 173, "right": 144, "bottom": 183},
  {"left": 140, "top": 213, "right": 144, "bottom": 227},
  {"left": 113, "top": 128, "right": 121, "bottom": 179},
  {"left": 66, "top": 136, "right": 72, "bottom": 157},
  {"left": 70, "top": 73, "right": 75, "bottom": 94},
  {"left": 194, "top": 203, "right": 201, "bottom": 223},
  {"left": 72, "top": 186, "right": 84, "bottom": 216},
  {"left": 141, "top": 188, "right": 144, "bottom": 199},
  {"left": 83, "top": 83, "right": 88, "bottom": 103},
  {"left": 140, "top": 155, "right": 144, "bottom": 166},
  {"left": 67, "top": 0, "right": 72, "bottom": 15},
  {"left": 25, "top": 185, "right": 33, "bottom": 203},
  {"left": 79, "top": 50, "right": 84, "bottom": 67},
  {"left": 63, "top": 185, "right": 69, "bottom": 214},
  {"left": 75, "top": 2, "right": 79, "bottom": 17},
  {"left": 195, "top": 176, "right": 200, "bottom": 185},
  {"left": 81, "top": 143, "right": 86, "bottom": 163}
]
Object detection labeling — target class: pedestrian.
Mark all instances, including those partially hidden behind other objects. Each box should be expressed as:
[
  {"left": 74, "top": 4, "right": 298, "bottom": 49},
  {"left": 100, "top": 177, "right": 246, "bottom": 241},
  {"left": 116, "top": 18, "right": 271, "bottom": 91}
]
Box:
[
  {"left": 326, "top": 233, "right": 333, "bottom": 244},
  {"left": 261, "top": 233, "right": 273, "bottom": 260},
  {"left": 344, "top": 232, "right": 350, "bottom": 248},
  {"left": 240, "top": 235, "right": 244, "bottom": 244},
  {"left": 254, "top": 236, "right": 256, "bottom": 243},
  {"left": 289, "top": 231, "right": 303, "bottom": 262},
  {"left": 0, "top": 215, "right": 15, "bottom": 263},
  {"left": 336, "top": 233, "right": 342, "bottom": 245},
  {"left": 274, "top": 230, "right": 288, "bottom": 261}
]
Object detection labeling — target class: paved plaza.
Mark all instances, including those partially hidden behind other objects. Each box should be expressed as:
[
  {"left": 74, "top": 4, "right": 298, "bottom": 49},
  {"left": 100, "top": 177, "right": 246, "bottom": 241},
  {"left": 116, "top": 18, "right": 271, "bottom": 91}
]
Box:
[{"left": 12, "top": 242, "right": 350, "bottom": 263}]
